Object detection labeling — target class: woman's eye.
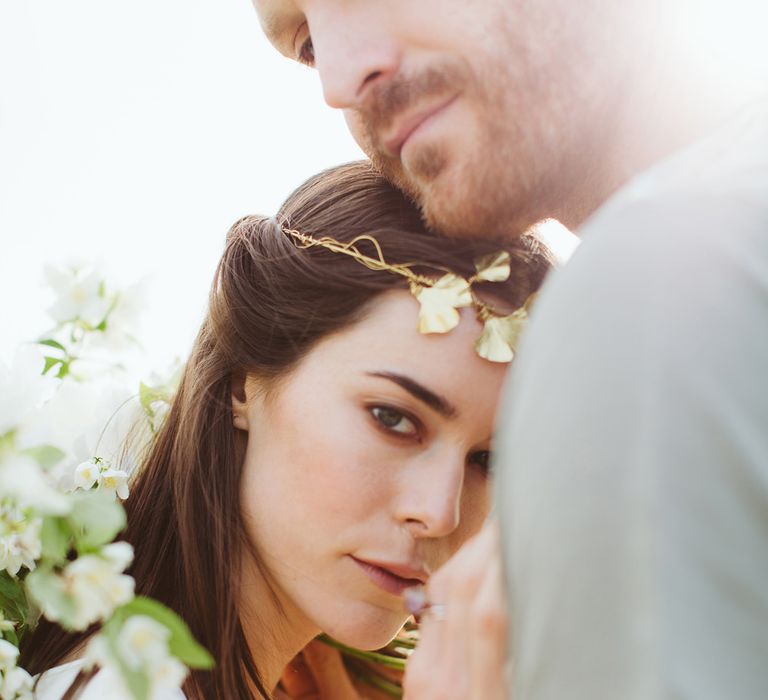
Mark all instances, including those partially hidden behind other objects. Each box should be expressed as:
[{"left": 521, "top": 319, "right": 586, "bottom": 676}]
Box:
[
  {"left": 371, "top": 407, "right": 418, "bottom": 437},
  {"left": 468, "top": 450, "right": 492, "bottom": 473},
  {"left": 297, "top": 36, "right": 315, "bottom": 66}
]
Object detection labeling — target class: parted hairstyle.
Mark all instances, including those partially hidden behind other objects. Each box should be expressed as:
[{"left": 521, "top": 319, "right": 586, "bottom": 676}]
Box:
[{"left": 21, "top": 161, "right": 555, "bottom": 699}]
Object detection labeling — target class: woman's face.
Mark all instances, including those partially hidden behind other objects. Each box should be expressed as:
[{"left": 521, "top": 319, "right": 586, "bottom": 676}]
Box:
[{"left": 235, "top": 290, "right": 507, "bottom": 649}]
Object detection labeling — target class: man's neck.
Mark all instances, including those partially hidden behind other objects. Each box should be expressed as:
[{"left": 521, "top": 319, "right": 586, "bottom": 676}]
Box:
[{"left": 559, "top": 15, "right": 767, "bottom": 230}]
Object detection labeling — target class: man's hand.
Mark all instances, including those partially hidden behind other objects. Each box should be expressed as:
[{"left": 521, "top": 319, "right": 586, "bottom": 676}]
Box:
[{"left": 404, "top": 523, "right": 509, "bottom": 700}]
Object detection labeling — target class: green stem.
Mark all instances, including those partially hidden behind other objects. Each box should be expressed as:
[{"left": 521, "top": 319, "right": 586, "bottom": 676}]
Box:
[
  {"left": 317, "top": 635, "right": 407, "bottom": 671},
  {"left": 351, "top": 666, "right": 403, "bottom": 698}
]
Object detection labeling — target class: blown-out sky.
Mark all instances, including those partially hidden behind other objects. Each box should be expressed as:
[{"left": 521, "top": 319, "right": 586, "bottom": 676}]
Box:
[{"left": 1, "top": 0, "right": 366, "bottom": 368}]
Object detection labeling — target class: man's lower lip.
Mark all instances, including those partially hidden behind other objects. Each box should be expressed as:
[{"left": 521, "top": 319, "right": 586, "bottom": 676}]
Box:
[
  {"left": 351, "top": 557, "right": 418, "bottom": 596},
  {"left": 398, "top": 96, "right": 458, "bottom": 157}
]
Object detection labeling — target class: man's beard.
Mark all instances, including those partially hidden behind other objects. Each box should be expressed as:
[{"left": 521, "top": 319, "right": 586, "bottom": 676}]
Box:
[
  {"left": 355, "top": 57, "right": 546, "bottom": 240},
  {"left": 357, "top": 62, "right": 466, "bottom": 204}
]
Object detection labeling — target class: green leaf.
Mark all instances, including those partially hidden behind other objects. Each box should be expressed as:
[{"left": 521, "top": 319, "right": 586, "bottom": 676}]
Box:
[
  {"left": 40, "top": 516, "right": 72, "bottom": 563},
  {"left": 4, "top": 627, "right": 20, "bottom": 648},
  {"left": 56, "top": 360, "right": 71, "bottom": 379},
  {"left": 42, "top": 357, "right": 63, "bottom": 375},
  {"left": 116, "top": 597, "right": 214, "bottom": 670},
  {"left": 138, "top": 383, "right": 166, "bottom": 415},
  {"left": 37, "top": 339, "right": 66, "bottom": 352},
  {"left": 0, "top": 571, "right": 29, "bottom": 625},
  {"left": 0, "top": 431, "right": 15, "bottom": 454},
  {"left": 26, "top": 567, "right": 77, "bottom": 628},
  {"left": 68, "top": 491, "right": 126, "bottom": 550},
  {"left": 21, "top": 444, "right": 65, "bottom": 470}
]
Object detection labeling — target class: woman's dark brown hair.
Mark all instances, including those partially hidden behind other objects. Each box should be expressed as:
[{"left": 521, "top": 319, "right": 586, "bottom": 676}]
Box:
[{"left": 21, "top": 161, "right": 554, "bottom": 698}]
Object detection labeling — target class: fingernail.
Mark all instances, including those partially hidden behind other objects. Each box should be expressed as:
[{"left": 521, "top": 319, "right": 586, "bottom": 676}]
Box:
[{"left": 403, "top": 585, "right": 427, "bottom": 616}]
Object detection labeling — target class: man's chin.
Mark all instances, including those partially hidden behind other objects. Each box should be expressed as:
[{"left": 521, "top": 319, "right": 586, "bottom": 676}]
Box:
[
  {"left": 412, "top": 165, "right": 499, "bottom": 239},
  {"left": 372, "top": 150, "right": 528, "bottom": 240}
]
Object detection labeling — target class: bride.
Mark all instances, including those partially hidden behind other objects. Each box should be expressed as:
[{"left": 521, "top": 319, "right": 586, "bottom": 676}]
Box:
[{"left": 21, "top": 161, "right": 552, "bottom": 699}]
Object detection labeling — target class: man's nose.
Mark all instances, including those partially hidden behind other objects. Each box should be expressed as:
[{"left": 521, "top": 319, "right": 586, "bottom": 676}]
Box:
[
  {"left": 396, "top": 449, "right": 465, "bottom": 539},
  {"left": 309, "top": 9, "right": 401, "bottom": 109}
]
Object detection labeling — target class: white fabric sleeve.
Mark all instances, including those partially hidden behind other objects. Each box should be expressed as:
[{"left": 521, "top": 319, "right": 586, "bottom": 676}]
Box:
[{"left": 35, "top": 659, "right": 187, "bottom": 699}]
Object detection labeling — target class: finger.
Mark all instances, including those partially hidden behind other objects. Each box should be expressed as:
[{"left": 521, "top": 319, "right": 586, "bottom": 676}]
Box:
[
  {"left": 440, "top": 524, "right": 498, "bottom": 696},
  {"left": 404, "top": 524, "right": 499, "bottom": 700},
  {"left": 468, "top": 549, "right": 508, "bottom": 700},
  {"left": 302, "top": 639, "right": 360, "bottom": 700}
]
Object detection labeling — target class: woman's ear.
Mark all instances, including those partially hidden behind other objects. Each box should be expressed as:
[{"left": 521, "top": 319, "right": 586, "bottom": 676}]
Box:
[{"left": 231, "top": 372, "right": 250, "bottom": 431}]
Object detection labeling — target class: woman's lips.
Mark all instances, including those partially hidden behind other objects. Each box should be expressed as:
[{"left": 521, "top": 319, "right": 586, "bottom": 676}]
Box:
[{"left": 350, "top": 556, "right": 427, "bottom": 596}]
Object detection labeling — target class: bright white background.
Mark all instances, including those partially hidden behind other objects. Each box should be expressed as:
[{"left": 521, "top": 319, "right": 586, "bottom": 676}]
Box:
[
  {"left": 0, "top": 0, "right": 365, "bottom": 369},
  {"left": 3, "top": 1, "right": 764, "bottom": 372}
]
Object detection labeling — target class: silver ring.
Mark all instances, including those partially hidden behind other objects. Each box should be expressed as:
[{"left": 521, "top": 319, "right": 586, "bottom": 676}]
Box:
[{"left": 403, "top": 586, "right": 448, "bottom": 621}]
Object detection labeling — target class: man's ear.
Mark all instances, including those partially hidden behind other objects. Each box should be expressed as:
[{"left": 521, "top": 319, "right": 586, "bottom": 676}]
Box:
[{"left": 231, "top": 372, "right": 250, "bottom": 431}]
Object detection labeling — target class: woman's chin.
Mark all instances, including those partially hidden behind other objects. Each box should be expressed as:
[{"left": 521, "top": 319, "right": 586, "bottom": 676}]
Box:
[{"left": 320, "top": 611, "right": 408, "bottom": 651}]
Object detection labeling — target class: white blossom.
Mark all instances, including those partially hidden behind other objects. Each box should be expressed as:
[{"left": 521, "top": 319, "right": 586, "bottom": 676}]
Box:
[
  {"left": 117, "top": 616, "right": 170, "bottom": 670},
  {"left": 98, "top": 467, "right": 130, "bottom": 500},
  {"left": 73, "top": 460, "right": 100, "bottom": 490},
  {"left": 83, "top": 636, "right": 134, "bottom": 700},
  {"left": 44, "top": 265, "right": 111, "bottom": 328},
  {"left": 85, "top": 622, "right": 188, "bottom": 700},
  {"left": 63, "top": 555, "right": 135, "bottom": 629},
  {"left": 0, "top": 666, "right": 33, "bottom": 700},
  {"left": 0, "top": 506, "right": 42, "bottom": 577},
  {"left": 82, "top": 634, "right": 111, "bottom": 671},
  {"left": 94, "top": 278, "right": 147, "bottom": 354},
  {"left": 149, "top": 656, "right": 188, "bottom": 697},
  {"left": 0, "top": 616, "right": 14, "bottom": 635},
  {"left": 0, "top": 641, "right": 18, "bottom": 672},
  {"left": 101, "top": 542, "right": 134, "bottom": 572},
  {"left": 38, "top": 550, "right": 135, "bottom": 630},
  {"left": 72, "top": 459, "right": 130, "bottom": 500},
  {"left": 0, "top": 453, "right": 70, "bottom": 515},
  {"left": 33, "top": 379, "right": 135, "bottom": 465},
  {"left": 0, "top": 347, "right": 56, "bottom": 438},
  {"left": 149, "top": 401, "right": 170, "bottom": 433}
]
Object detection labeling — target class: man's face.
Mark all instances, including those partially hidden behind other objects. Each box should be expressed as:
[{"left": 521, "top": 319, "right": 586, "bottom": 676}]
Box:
[{"left": 254, "top": 0, "right": 631, "bottom": 238}]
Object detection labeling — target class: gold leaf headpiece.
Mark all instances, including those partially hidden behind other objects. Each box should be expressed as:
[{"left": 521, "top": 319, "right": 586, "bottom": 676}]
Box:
[{"left": 282, "top": 228, "right": 535, "bottom": 363}]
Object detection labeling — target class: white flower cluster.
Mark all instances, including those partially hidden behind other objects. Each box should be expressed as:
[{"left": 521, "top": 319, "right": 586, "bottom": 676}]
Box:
[
  {"left": 0, "top": 635, "right": 33, "bottom": 700},
  {"left": 0, "top": 452, "right": 70, "bottom": 517},
  {"left": 45, "top": 265, "right": 112, "bottom": 329},
  {"left": 0, "top": 505, "right": 41, "bottom": 578},
  {"left": 33, "top": 543, "right": 135, "bottom": 632},
  {"left": 74, "top": 459, "right": 130, "bottom": 500},
  {"left": 0, "top": 264, "right": 209, "bottom": 700},
  {"left": 86, "top": 617, "right": 188, "bottom": 700}
]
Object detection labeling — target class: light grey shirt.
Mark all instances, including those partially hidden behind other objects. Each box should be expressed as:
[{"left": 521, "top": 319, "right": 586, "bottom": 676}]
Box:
[{"left": 496, "top": 96, "right": 768, "bottom": 700}]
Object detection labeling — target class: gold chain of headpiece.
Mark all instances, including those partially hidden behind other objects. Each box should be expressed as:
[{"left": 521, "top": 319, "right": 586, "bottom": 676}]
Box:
[{"left": 282, "top": 227, "right": 534, "bottom": 363}]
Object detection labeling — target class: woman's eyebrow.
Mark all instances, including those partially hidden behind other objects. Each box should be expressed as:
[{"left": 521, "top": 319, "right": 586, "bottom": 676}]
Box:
[{"left": 366, "top": 371, "right": 458, "bottom": 418}]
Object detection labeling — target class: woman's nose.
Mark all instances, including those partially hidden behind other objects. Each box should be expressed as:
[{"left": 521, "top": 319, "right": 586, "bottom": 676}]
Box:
[{"left": 395, "top": 449, "right": 465, "bottom": 538}]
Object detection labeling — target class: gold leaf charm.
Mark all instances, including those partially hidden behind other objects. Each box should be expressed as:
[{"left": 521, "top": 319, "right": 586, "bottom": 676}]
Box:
[
  {"left": 474, "top": 308, "right": 528, "bottom": 363},
  {"left": 473, "top": 251, "right": 511, "bottom": 282},
  {"left": 433, "top": 273, "right": 472, "bottom": 305},
  {"left": 411, "top": 274, "right": 471, "bottom": 334}
]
